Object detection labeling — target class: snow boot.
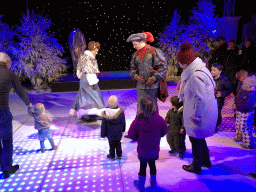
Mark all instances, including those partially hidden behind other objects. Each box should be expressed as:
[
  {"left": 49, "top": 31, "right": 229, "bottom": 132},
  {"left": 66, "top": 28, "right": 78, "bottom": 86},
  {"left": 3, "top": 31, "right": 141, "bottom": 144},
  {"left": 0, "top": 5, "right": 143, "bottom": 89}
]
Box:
[{"left": 134, "top": 175, "right": 146, "bottom": 192}]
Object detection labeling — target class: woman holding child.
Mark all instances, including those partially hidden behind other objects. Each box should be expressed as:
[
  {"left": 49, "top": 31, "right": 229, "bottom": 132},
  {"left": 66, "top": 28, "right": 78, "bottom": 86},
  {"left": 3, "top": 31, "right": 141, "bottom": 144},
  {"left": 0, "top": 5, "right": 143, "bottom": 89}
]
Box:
[{"left": 177, "top": 42, "right": 218, "bottom": 174}]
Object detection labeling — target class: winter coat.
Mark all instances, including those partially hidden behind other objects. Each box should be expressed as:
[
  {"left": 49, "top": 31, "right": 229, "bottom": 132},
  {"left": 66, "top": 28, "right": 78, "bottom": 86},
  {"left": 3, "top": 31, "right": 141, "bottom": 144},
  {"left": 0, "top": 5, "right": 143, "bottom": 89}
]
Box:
[
  {"left": 165, "top": 107, "right": 184, "bottom": 134},
  {"left": 128, "top": 112, "right": 168, "bottom": 161},
  {"left": 214, "top": 74, "right": 233, "bottom": 107},
  {"left": 235, "top": 89, "right": 256, "bottom": 113},
  {"left": 28, "top": 108, "right": 52, "bottom": 130},
  {"left": 100, "top": 107, "right": 126, "bottom": 141},
  {"left": 179, "top": 57, "right": 218, "bottom": 139}
]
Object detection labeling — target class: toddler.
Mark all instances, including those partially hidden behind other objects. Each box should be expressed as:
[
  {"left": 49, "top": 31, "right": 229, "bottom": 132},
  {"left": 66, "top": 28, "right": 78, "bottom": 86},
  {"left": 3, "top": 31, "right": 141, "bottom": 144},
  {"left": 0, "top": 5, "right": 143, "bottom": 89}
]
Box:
[
  {"left": 165, "top": 96, "right": 186, "bottom": 158},
  {"left": 28, "top": 103, "right": 57, "bottom": 153},
  {"left": 101, "top": 95, "right": 126, "bottom": 160}
]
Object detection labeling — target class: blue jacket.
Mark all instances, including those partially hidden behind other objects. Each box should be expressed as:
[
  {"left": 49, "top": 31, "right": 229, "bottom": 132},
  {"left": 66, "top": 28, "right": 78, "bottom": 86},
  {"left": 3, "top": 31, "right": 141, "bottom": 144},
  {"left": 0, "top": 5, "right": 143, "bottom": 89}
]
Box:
[{"left": 100, "top": 107, "right": 126, "bottom": 141}]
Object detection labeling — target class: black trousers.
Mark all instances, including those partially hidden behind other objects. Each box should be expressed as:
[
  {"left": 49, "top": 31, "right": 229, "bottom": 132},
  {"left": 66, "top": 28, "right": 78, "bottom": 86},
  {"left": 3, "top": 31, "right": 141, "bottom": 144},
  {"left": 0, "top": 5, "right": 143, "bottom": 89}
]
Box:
[
  {"left": 108, "top": 140, "right": 122, "bottom": 158},
  {"left": 139, "top": 160, "right": 156, "bottom": 176},
  {"left": 189, "top": 136, "right": 210, "bottom": 165}
]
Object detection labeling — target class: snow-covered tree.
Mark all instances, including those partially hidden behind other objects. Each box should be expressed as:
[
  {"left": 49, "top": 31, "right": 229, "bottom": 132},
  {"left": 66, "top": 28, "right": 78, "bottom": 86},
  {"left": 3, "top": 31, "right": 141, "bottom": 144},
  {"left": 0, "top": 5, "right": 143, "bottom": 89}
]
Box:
[
  {"left": 158, "top": 0, "right": 221, "bottom": 78},
  {"left": 189, "top": 0, "right": 221, "bottom": 39},
  {"left": 158, "top": 10, "right": 184, "bottom": 78},
  {"left": 12, "top": 10, "right": 67, "bottom": 89},
  {"left": 0, "top": 15, "right": 16, "bottom": 57}
]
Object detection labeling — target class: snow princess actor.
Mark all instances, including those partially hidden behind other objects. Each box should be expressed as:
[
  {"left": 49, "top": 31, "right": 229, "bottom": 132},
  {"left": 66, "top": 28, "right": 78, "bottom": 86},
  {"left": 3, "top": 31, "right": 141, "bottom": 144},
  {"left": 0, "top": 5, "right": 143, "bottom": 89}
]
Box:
[{"left": 69, "top": 41, "right": 105, "bottom": 119}]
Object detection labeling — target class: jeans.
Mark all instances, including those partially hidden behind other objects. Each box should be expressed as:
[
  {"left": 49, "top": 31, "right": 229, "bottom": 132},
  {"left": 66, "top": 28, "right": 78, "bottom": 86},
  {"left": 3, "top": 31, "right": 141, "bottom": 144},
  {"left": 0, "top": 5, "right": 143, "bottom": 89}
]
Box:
[
  {"left": 38, "top": 128, "right": 55, "bottom": 149},
  {"left": 0, "top": 108, "right": 13, "bottom": 171}
]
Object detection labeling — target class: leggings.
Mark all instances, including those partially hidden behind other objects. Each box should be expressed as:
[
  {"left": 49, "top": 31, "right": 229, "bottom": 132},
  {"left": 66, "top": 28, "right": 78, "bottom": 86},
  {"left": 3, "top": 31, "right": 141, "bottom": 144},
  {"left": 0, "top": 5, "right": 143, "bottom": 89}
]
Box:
[{"left": 139, "top": 160, "right": 156, "bottom": 176}]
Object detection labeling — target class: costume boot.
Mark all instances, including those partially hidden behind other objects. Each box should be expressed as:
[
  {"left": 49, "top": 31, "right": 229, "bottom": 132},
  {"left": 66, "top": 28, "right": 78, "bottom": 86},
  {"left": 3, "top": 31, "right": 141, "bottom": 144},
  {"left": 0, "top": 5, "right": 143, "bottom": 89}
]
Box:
[
  {"left": 150, "top": 174, "right": 157, "bottom": 190},
  {"left": 134, "top": 175, "right": 146, "bottom": 192},
  {"left": 182, "top": 159, "right": 202, "bottom": 174}
]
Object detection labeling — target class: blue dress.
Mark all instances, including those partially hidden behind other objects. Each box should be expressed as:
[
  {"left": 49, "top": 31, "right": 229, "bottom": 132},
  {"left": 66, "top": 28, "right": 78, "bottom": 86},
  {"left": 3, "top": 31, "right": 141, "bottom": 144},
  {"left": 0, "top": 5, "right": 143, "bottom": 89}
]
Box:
[{"left": 72, "top": 50, "right": 105, "bottom": 110}]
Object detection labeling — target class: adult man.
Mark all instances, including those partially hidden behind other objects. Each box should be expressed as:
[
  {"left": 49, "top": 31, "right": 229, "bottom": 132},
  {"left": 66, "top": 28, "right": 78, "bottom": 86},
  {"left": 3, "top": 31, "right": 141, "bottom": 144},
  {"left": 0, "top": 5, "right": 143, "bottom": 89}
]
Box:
[
  {"left": 0, "top": 52, "right": 32, "bottom": 179},
  {"left": 126, "top": 32, "right": 167, "bottom": 115}
]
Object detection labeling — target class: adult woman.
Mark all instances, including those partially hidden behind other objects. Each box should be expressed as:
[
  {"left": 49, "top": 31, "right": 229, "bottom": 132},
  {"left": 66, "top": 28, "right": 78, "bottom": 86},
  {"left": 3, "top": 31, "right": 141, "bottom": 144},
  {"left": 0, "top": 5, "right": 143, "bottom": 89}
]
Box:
[
  {"left": 69, "top": 41, "right": 105, "bottom": 119},
  {"left": 177, "top": 43, "right": 218, "bottom": 174}
]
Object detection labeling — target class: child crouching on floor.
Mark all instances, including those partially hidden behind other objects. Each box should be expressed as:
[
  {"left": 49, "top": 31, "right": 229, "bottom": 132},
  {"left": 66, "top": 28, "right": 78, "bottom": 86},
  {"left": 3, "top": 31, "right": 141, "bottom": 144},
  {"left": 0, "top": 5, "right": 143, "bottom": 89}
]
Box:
[
  {"left": 165, "top": 96, "right": 186, "bottom": 158},
  {"left": 101, "top": 95, "right": 126, "bottom": 160},
  {"left": 28, "top": 103, "right": 58, "bottom": 153},
  {"left": 235, "top": 75, "right": 256, "bottom": 149}
]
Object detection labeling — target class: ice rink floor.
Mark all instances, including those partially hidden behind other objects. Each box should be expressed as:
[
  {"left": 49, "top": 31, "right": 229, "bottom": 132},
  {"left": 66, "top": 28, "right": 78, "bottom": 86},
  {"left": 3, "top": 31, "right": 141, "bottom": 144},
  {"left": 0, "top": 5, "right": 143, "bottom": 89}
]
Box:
[{"left": 1, "top": 84, "right": 256, "bottom": 192}]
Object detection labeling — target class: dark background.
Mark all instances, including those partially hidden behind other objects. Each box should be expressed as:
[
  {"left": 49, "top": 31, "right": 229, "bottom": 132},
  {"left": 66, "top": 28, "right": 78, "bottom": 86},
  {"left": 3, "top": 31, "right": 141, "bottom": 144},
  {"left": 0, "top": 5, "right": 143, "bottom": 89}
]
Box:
[{"left": 1, "top": 0, "right": 254, "bottom": 71}]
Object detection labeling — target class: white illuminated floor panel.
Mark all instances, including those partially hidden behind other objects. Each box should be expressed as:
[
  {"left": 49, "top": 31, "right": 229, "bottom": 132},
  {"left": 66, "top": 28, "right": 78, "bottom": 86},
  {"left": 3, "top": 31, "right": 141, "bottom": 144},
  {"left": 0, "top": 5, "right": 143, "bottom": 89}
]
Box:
[{"left": 1, "top": 85, "right": 256, "bottom": 192}]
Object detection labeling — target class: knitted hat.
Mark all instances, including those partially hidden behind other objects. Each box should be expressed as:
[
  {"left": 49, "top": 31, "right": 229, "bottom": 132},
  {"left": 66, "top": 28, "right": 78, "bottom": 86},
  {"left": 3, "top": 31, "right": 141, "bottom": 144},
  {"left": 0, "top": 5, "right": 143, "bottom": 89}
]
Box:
[
  {"left": 176, "top": 42, "right": 196, "bottom": 65},
  {"left": 126, "top": 32, "right": 154, "bottom": 43},
  {"left": 242, "top": 75, "right": 256, "bottom": 91},
  {"left": 88, "top": 41, "right": 100, "bottom": 51}
]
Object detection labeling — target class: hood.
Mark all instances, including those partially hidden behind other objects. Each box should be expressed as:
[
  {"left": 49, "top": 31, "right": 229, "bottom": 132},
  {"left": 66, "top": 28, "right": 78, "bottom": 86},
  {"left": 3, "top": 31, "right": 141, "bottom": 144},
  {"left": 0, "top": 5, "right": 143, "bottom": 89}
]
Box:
[
  {"left": 137, "top": 112, "right": 159, "bottom": 132},
  {"left": 181, "top": 57, "right": 206, "bottom": 82},
  {"left": 101, "top": 107, "right": 123, "bottom": 125}
]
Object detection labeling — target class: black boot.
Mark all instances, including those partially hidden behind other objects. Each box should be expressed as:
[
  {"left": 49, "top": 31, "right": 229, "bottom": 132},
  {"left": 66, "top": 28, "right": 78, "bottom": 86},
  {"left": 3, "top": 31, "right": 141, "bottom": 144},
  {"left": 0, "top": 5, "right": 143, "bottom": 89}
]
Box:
[
  {"left": 202, "top": 149, "right": 211, "bottom": 168},
  {"left": 3, "top": 165, "right": 19, "bottom": 179},
  {"left": 182, "top": 159, "right": 202, "bottom": 174}
]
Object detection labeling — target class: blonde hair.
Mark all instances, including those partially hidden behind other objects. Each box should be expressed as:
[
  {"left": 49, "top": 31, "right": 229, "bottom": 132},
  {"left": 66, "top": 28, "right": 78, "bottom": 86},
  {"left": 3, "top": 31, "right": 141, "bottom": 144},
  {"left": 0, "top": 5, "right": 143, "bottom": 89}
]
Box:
[
  {"left": 108, "top": 95, "right": 118, "bottom": 108},
  {"left": 34, "top": 103, "right": 45, "bottom": 115}
]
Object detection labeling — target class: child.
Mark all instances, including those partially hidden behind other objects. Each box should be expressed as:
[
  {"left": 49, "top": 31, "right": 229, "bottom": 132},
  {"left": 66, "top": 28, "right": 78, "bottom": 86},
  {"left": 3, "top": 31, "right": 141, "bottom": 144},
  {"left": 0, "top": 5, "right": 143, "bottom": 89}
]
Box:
[
  {"left": 235, "top": 75, "right": 256, "bottom": 149},
  {"left": 211, "top": 63, "right": 233, "bottom": 131},
  {"left": 28, "top": 103, "right": 57, "bottom": 153},
  {"left": 100, "top": 95, "right": 126, "bottom": 160},
  {"left": 165, "top": 96, "right": 186, "bottom": 158},
  {"left": 128, "top": 96, "right": 168, "bottom": 191}
]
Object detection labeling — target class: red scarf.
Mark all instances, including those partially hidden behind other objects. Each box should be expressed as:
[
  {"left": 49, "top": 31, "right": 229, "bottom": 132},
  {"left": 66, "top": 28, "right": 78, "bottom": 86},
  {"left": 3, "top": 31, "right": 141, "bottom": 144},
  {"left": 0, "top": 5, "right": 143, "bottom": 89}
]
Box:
[{"left": 136, "top": 44, "right": 150, "bottom": 61}]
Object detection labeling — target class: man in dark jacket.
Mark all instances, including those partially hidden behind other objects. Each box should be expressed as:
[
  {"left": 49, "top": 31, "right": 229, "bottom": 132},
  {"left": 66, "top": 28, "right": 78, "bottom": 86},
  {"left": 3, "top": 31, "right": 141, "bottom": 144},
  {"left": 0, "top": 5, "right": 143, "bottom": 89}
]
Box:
[
  {"left": 100, "top": 95, "right": 126, "bottom": 160},
  {"left": 0, "top": 52, "right": 32, "bottom": 179}
]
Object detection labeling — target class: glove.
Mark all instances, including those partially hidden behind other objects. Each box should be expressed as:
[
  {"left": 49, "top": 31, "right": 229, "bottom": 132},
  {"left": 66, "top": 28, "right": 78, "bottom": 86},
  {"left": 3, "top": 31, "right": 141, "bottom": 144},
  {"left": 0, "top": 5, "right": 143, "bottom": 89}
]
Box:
[
  {"left": 146, "top": 77, "right": 155, "bottom": 86},
  {"left": 134, "top": 75, "right": 145, "bottom": 84}
]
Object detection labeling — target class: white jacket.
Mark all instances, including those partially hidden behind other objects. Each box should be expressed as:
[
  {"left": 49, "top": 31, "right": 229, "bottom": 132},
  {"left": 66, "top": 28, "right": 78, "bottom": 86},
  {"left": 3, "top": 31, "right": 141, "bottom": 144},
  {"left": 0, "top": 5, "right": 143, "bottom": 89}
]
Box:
[{"left": 179, "top": 57, "right": 217, "bottom": 139}]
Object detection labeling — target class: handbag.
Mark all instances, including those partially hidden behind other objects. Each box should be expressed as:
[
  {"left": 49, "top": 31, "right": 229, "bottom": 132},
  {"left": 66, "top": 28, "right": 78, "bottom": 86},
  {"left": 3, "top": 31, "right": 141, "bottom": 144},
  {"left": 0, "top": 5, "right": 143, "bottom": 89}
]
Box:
[{"left": 158, "top": 76, "right": 169, "bottom": 102}]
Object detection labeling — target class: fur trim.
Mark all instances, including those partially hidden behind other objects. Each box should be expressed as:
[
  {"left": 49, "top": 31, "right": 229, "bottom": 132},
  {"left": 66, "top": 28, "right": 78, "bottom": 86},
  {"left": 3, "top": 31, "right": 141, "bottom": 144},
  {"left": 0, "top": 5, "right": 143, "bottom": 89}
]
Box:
[{"left": 101, "top": 107, "right": 123, "bottom": 120}]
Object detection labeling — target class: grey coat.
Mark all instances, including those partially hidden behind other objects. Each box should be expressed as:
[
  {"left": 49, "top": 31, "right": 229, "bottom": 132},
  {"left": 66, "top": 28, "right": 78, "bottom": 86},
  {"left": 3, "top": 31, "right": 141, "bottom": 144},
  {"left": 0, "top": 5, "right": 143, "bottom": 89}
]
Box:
[{"left": 179, "top": 58, "right": 218, "bottom": 139}]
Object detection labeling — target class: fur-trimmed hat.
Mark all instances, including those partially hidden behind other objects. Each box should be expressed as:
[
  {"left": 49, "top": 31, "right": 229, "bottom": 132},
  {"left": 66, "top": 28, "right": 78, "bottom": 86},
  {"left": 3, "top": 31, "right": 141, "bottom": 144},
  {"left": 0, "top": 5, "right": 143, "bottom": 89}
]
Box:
[
  {"left": 88, "top": 41, "right": 100, "bottom": 51},
  {"left": 126, "top": 32, "right": 154, "bottom": 43},
  {"left": 176, "top": 42, "right": 196, "bottom": 65}
]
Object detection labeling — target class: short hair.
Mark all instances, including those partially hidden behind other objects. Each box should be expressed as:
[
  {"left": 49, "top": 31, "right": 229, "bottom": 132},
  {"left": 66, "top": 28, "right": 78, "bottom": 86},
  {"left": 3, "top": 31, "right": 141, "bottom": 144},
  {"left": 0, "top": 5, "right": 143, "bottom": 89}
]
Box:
[
  {"left": 0, "top": 52, "right": 11, "bottom": 67},
  {"left": 108, "top": 95, "right": 118, "bottom": 108},
  {"left": 34, "top": 103, "right": 45, "bottom": 115},
  {"left": 212, "top": 63, "right": 224, "bottom": 71},
  {"left": 246, "top": 39, "right": 254, "bottom": 45},
  {"left": 229, "top": 40, "right": 236, "bottom": 44},
  {"left": 170, "top": 96, "right": 183, "bottom": 109}
]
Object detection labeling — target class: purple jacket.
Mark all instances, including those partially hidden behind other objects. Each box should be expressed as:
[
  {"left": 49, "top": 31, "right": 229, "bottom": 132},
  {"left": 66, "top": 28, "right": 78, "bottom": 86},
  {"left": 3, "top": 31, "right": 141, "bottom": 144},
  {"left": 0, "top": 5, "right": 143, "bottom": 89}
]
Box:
[{"left": 128, "top": 113, "right": 168, "bottom": 160}]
